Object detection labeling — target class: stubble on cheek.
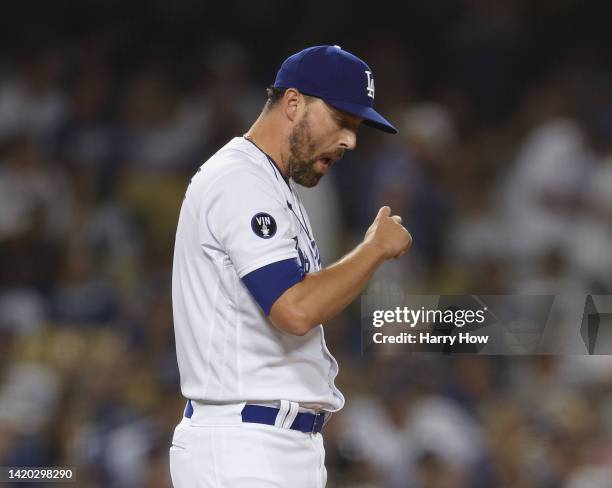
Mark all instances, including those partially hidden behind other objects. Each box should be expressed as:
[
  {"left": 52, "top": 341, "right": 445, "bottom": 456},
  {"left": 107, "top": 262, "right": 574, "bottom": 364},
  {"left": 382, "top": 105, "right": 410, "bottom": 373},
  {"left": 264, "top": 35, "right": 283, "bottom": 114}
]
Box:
[{"left": 287, "top": 117, "right": 322, "bottom": 188}]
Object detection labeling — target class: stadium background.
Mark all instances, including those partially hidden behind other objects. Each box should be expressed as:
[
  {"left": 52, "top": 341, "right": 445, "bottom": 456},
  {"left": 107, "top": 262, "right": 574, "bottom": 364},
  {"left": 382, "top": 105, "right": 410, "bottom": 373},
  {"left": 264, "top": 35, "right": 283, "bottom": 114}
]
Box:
[{"left": 1, "top": 1, "right": 612, "bottom": 486}]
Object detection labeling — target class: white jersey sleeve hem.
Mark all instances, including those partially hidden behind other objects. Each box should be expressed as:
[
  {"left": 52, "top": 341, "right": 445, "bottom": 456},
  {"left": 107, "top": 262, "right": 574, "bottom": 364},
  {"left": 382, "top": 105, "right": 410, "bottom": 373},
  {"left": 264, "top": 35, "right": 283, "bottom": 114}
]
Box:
[{"left": 236, "top": 251, "right": 300, "bottom": 278}]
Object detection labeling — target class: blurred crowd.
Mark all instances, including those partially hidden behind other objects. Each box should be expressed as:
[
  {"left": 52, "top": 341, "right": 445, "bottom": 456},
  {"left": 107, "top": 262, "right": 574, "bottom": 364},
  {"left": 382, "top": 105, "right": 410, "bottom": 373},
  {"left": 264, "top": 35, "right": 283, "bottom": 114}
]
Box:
[{"left": 1, "top": 1, "right": 612, "bottom": 487}]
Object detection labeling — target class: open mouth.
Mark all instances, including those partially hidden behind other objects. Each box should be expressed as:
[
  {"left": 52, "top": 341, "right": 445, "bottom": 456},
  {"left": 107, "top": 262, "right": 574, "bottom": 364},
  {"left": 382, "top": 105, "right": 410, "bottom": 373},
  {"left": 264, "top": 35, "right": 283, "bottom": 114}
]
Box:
[
  {"left": 315, "top": 151, "right": 343, "bottom": 173},
  {"left": 316, "top": 157, "right": 334, "bottom": 173}
]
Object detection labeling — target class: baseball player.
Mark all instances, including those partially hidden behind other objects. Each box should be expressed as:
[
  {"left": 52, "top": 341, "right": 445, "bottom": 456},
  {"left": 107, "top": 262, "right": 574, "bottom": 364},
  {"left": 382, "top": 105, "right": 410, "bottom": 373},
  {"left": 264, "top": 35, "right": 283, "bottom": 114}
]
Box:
[{"left": 170, "top": 45, "right": 412, "bottom": 487}]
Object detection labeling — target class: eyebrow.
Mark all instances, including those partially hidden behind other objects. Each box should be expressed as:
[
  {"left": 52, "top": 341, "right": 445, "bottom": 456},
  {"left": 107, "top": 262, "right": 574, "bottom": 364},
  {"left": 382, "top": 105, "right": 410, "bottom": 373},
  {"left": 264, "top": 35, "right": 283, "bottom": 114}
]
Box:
[
  {"left": 331, "top": 109, "right": 346, "bottom": 125},
  {"left": 330, "top": 106, "right": 361, "bottom": 129}
]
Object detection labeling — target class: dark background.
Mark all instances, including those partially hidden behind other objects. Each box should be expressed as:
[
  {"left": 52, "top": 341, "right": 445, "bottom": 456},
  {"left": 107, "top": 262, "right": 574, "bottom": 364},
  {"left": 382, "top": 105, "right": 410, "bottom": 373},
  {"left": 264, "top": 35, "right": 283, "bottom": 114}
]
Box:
[{"left": 1, "top": 1, "right": 612, "bottom": 486}]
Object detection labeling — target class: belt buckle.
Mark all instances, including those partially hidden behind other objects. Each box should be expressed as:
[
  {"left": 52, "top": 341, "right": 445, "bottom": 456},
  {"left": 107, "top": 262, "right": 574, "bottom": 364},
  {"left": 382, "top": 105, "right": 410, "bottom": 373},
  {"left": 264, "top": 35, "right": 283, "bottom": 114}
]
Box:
[{"left": 311, "top": 412, "right": 323, "bottom": 434}]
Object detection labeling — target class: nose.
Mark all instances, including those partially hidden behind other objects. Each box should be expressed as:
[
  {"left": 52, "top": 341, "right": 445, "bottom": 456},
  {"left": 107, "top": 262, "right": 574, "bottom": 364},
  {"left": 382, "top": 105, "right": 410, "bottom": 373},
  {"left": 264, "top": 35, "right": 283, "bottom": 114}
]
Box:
[{"left": 339, "top": 129, "right": 357, "bottom": 151}]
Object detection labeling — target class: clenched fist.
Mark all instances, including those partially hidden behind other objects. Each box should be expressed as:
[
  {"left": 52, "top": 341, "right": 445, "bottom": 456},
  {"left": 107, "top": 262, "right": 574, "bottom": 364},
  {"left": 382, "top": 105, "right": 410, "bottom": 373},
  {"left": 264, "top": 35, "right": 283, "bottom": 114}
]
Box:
[{"left": 364, "top": 206, "right": 412, "bottom": 259}]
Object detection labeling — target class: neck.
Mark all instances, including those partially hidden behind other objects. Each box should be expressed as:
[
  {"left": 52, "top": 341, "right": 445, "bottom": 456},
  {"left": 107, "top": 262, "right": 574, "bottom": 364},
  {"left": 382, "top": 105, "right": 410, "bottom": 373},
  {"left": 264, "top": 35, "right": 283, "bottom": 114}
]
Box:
[{"left": 244, "top": 112, "right": 289, "bottom": 177}]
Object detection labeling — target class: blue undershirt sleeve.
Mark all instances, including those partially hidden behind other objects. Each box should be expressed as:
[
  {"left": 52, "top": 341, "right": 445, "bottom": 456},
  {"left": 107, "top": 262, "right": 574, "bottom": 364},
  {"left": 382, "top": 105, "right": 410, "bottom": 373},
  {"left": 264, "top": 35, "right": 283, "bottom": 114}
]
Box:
[{"left": 241, "top": 258, "right": 305, "bottom": 315}]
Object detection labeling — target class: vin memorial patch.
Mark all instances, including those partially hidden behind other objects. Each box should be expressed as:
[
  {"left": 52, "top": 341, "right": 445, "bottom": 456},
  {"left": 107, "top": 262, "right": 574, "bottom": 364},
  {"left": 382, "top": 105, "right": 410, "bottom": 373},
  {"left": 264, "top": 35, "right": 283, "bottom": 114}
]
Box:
[{"left": 251, "top": 213, "right": 277, "bottom": 239}]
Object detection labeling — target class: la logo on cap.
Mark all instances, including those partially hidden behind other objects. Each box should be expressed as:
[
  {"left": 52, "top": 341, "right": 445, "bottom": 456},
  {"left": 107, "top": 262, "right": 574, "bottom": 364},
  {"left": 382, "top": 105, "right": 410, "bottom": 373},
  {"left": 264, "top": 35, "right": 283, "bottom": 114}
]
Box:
[{"left": 365, "top": 70, "right": 375, "bottom": 99}]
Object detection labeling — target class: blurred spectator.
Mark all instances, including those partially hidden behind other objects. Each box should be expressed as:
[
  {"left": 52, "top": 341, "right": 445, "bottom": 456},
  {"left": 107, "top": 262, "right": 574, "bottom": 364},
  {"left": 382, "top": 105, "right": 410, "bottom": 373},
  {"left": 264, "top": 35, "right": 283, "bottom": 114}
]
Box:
[
  {"left": 0, "top": 135, "right": 73, "bottom": 242},
  {"left": 0, "top": 135, "right": 72, "bottom": 291},
  {"left": 334, "top": 358, "right": 487, "bottom": 487},
  {"left": 120, "top": 70, "right": 202, "bottom": 170},
  {"left": 570, "top": 100, "right": 612, "bottom": 290},
  {"left": 502, "top": 117, "right": 591, "bottom": 269},
  {"left": 183, "top": 41, "right": 261, "bottom": 155},
  {"left": 0, "top": 48, "right": 67, "bottom": 142}
]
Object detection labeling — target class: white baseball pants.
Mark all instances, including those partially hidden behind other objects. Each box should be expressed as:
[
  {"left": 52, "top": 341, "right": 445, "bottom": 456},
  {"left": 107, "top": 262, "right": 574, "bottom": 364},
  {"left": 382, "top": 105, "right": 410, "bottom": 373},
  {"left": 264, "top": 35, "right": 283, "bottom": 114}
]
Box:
[{"left": 169, "top": 401, "right": 327, "bottom": 487}]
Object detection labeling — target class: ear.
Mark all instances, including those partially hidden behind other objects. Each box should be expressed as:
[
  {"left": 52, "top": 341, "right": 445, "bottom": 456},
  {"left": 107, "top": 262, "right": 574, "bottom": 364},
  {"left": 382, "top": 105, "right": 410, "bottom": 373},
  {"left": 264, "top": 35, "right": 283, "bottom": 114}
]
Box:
[{"left": 283, "top": 88, "right": 302, "bottom": 122}]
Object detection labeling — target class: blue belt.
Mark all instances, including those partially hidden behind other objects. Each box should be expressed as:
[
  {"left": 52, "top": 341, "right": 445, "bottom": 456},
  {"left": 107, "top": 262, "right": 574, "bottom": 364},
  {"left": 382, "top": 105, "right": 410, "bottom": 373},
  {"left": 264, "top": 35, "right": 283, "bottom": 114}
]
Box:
[{"left": 184, "top": 400, "right": 326, "bottom": 434}]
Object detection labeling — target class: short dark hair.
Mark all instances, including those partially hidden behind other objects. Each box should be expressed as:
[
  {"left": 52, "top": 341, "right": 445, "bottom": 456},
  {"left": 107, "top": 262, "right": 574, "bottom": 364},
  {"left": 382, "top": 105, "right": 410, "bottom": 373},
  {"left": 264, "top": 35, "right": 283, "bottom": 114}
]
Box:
[
  {"left": 265, "top": 86, "right": 286, "bottom": 110},
  {"left": 264, "top": 86, "right": 315, "bottom": 111}
]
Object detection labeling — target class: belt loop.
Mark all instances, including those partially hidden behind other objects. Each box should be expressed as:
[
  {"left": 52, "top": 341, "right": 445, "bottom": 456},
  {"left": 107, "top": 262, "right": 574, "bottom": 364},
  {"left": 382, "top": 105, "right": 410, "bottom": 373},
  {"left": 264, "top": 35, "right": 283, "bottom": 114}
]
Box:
[
  {"left": 274, "top": 400, "right": 291, "bottom": 428},
  {"left": 281, "top": 401, "right": 300, "bottom": 429},
  {"left": 322, "top": 411, "right": 332, "bottom": 427}
]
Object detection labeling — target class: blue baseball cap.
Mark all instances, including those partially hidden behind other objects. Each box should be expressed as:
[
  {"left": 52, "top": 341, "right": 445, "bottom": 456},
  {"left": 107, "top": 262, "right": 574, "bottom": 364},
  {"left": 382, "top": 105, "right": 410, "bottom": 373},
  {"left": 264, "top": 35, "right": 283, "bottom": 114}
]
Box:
[{"left": 273, "top": 45, "right": 398, "bottom": 134}]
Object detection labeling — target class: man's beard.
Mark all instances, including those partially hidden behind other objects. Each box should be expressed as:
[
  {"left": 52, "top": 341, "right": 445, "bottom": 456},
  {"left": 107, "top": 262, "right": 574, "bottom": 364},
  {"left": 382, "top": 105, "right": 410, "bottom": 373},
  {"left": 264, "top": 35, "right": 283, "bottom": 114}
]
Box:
[{"left": 287, "top": 115, "right": 323, "bottom": 188}]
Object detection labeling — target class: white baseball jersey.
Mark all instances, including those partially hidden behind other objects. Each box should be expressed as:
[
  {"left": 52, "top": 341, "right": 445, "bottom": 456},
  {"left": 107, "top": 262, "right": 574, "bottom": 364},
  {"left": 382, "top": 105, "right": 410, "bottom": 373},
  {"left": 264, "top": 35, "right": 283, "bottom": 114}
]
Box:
[{"left": 172, "top": 136, "right": 345, "bottom": 412}]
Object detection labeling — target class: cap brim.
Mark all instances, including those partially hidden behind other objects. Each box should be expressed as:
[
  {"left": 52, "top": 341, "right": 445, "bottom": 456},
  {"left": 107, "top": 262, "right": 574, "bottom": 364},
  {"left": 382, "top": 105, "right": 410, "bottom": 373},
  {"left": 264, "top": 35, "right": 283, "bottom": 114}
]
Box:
[{"left": 325, "top": 99, "right": 398, "bottom": 134}]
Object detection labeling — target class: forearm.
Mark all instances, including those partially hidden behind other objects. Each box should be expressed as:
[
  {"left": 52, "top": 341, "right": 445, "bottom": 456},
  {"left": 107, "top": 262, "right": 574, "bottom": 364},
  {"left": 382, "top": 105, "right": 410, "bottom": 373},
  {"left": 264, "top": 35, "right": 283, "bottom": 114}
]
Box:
[{"left": 271, "top": 241, "right": 386, "bottom": 334}]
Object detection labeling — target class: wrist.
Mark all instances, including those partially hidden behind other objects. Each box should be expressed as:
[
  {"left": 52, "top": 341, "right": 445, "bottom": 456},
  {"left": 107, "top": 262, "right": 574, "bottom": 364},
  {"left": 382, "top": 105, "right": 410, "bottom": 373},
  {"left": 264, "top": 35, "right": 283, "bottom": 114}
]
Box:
[{"left": 359, "top": 240, "right": 388, "bottom": 263}]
